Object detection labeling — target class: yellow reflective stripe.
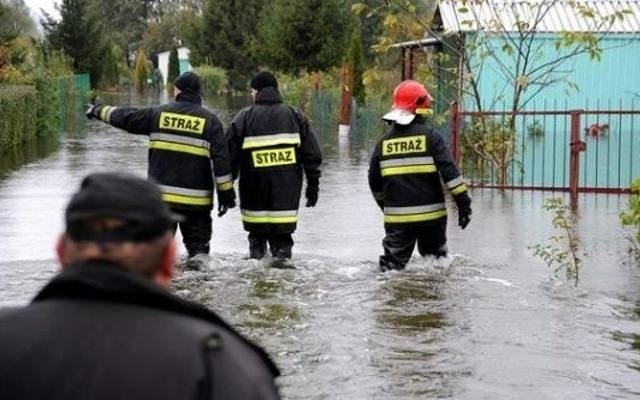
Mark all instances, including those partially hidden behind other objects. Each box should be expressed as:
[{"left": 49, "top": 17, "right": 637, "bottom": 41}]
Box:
[
  {"left": 150, "top": 133, "right": 209, "bottom": 149},
  {"left": 384, "top": 209, "right": 447, "bottom": 223},
  {"left": 99, "top": 106, "right": 113, "bottom": 122},
  {"left": 150, "top": 140, "right": 210, "bottom": 157},
  {"left": 242, "top": 215, "right": 298, "bottom": 224},
  {"left": 217, "top": 181, "right": 234, "bottom": 191},
  {"left": 381, "top": 164, "right": 436, "bottom": 176},
  {"left": 242, "top": 134, "right": 301, "bottom": 149},
  {"left": 162, "top": 193, "right": 212, "bottom": 206},
  {"left": 450, "top": 183, "right": 468, "bottom": 195}
]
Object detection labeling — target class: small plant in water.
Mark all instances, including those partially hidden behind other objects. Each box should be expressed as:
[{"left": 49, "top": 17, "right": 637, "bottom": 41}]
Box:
[
  {"left": 620, "top": 178, "right": 640, "bottom": 262},
  {"left": 530, "top": 197, "right": 585, "bottom": 285}
]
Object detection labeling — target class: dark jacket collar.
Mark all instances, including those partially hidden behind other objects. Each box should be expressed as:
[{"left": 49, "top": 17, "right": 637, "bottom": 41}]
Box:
[
  {"left": 34, "top": 260, "right": 279, "bottom": 376},
  {"left": 175, "top": 92, "right": 202, "bottom": 105},
  {"left": 255, "top": 87, "right": 282, "bottom": 104}
]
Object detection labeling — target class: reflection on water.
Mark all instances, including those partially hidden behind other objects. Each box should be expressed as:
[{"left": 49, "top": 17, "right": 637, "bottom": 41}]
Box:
[
  {"left": 0, "top": 136, "right": 61, "bottom": 179},
  {"left": 1, "top": 93, "right": 640, "bottom": 399}
]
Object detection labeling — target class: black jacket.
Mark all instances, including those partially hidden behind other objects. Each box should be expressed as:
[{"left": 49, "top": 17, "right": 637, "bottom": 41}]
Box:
[
  {"left": 227, "top": 87, "right": 322, "bottom": 234},
  {"left": 0, "top": 262, "right": 280, "bottom": 400},
  {"left": 92, "top": 93, "right": 234, "bottom": 212},
  {"left": 368, "top": 117, "right": 469, "bottom": 228}
]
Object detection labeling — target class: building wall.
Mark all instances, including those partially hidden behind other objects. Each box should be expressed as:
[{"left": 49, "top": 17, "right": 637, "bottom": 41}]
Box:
[
  {"left": 461, "top": 33, "right": 640, "bottom": 189},
  {"left": 467, "top": 33, "right": 640, "bottom": 110},
  {"left": 157, "top": 47, "right": 192, "bottom": 86}
]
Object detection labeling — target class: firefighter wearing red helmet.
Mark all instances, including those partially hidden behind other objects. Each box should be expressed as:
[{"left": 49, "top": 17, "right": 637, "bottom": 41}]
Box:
[{"left": 368, "top": 80, "right": 472, "bottom": 271}]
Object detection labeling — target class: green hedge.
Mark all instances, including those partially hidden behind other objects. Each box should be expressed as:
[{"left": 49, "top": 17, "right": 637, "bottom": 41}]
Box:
[
  {"left": 0, "top": 85, "right": 38, "bottom": 149},
  {"left": 191, "top": 65, "right": 227, "bottom": 97},
  {"left": 0, "top": 74, "right": 86, "bottom": 153}
]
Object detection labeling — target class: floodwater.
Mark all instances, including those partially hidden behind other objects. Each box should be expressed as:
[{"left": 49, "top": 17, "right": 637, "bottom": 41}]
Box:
[{"left": 1, "top": 93, "right": 639, "bottom": 399}]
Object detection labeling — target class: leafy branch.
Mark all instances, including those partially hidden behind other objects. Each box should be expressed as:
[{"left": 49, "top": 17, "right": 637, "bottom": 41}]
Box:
[
  {"left": 620, "top": 178, "right": 640, "bottom": 262},
  {"left": 530, "top": 197, "right": 586, "bottom": 285}
]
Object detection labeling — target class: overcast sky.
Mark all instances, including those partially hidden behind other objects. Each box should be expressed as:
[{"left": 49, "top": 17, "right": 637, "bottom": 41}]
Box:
[{"left": 24, "top": 0, "right": 60, "bottom": 23}]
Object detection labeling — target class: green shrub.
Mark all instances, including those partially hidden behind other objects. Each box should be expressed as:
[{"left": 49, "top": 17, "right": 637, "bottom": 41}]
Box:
[
  {"left": 0, "top": 84, "right": 38, "bottom": 149},
  {"left": 530, "top": 197, "right": 585, "bottom": 285},
  {"left": 621, "top": 178, "right": 640, "bottom": 258},
  {"left": 134, "top": 50, "right": 149, "bottom": 94},
  {"left": 166, "top": 46, "right": 180, "bottom": 94},
  {"left": 191, "top": 65, "right": 227, "bottom": 96},
  {"left": 278, "top": 72, "right": 339, "bottom": 115},
  {"left": 34, "top": 70, "right": 63, "bottom": 138}
]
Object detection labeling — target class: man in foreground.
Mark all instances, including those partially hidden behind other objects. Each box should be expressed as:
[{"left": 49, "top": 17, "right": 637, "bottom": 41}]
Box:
[
  {"left": 0, "top": 172, "right": 280, "bottom": 399},
  {"left": 87, "top": 72, "right": 235, "bottom": 268},
  {"left": 368, "top": 80, "right": 472, "bottom": 271},
  {"left": 227, "top": 71, "right": 322, "bottom": 264}
]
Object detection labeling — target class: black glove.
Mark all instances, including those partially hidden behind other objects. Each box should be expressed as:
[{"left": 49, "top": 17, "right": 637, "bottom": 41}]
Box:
[
  {"left": 217, "top": 189, "right": 236, "bottom": 217},
  {"left": 305, "top": 176, "right": 319, "bottom": 207},
  {"left": 86, "top": 94, "right": 100, "bottom": 120},
  {"left": 305, "top": 186, "right": 318, "bottom": 207},
  {"left": 454, "top": 192, "right": 472, "bottom": 230},
  {"left": 85, "top": 103, "right": 98, "bottom": 120}
]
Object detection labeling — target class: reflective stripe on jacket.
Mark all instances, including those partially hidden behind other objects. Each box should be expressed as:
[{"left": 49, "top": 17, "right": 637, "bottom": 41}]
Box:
[
  {"left": 227, "top": 87, "right": 322, "bottom": 234},
  {"left": 92, "top": 93, "right": 234, "bottom": 211},
  {"left": 368, "top": 117, "right": 468, "bottom": 228}
]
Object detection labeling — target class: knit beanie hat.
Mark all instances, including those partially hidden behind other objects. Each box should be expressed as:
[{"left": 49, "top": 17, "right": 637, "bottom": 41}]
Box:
[
  {"left": 174, "top": 72, "right": 201, "bottom": 96},
  {"left": 250, "top": 71, "right": 278, "bottom": 91}
]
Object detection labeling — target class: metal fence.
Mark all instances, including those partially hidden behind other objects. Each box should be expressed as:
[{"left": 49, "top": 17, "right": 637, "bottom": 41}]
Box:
[{"left": 450, "top": 101, "right": 640, "bottom": 204}]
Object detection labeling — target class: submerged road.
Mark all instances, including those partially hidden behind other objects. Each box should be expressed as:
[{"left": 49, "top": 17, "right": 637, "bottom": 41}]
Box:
[{"left": 0, "top": 93, "right": 639, "bottom": 399}]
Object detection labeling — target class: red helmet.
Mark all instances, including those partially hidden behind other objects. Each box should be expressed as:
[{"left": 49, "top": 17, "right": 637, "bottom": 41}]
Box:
[{"left": 383, "top": 80, "right": 433, "bottom": 125}]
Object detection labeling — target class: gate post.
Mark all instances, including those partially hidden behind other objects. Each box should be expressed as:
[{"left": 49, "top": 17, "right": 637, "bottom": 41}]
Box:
[
  {"left": 569, "top": 110, "right": 586, "bottom": 209},
  {"left": 450, "top": 101, "right": 460, "bottom": 163}
]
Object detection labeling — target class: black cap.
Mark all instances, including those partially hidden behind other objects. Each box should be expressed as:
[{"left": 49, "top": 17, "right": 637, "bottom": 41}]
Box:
[
  {"left": 65, "top": 172, "right": 181, "bottom": 242},
  {"left": 174, "top": 71, "right": 201, "bottom": 96},
  {"left": 250, "top": 71, "right": 278, "bottom": 91}
]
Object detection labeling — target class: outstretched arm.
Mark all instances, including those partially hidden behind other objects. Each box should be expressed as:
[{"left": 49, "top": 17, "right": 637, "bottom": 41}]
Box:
[{"left": 88, "top": 104, "right": 155, "bottom": 136}]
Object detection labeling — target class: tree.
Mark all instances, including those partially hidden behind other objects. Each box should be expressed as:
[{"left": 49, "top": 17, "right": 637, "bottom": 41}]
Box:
[
  {"left": 186, "top": 0, "right": 264, "bottom": 90},
  {"left": 351, "top": 0, "right": 432, "bottom": 55},
  {"left": 350, "top": 1, "right": 432, "bottom": 104},
  {"left": 85, "top": 0, "right": 158, "bottom": 65},
  {"left": 254, "top": 0, "right": 352, "bottom": 74},
  {"left": 103, "top": 42, "right": 126, "bottom": 88},
  {"left": 346, "top": 26, "right": 366, "bottom": 106},
  {"left": 166, "top": 45, "right": 180, "bottom": 90},
  {"left": 134, "top": 49, "right": 149, "bottom": 94},
  {"left": 0, "top": 0, "right": 36, "bottom": 42},
  {"left": 42, "top": 0, "right": 105, "bottom": 88}
]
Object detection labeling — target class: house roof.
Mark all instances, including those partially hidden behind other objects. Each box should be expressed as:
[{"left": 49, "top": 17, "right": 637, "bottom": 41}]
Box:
[{"left": 437, "top": 0, "right": 640, "bottom": 33}]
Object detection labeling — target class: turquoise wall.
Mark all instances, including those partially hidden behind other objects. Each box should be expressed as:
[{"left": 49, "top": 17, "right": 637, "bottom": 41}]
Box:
[
  {"left": 463, "top": 33, "right": 640, "bottom": 190},
  {"left": 179, "top": 59, "right": 191, "bottom": 74}
]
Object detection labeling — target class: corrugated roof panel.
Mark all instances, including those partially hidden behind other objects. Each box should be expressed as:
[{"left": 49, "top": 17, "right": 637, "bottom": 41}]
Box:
[{"left": 438, "top": 0, "right": 640, "bottom": 33}]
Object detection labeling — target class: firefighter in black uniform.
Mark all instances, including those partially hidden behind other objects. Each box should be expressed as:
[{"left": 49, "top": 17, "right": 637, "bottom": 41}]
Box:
[
  {"left": 86, "top": 72, "right": 235, "bottom": 267},
  {"left": 227, "top": 71, "right": 322, "bottom": 262},
  {"left": 368, "top": 80, "right": 472, "bottom": 271},
  {"left": 0, "top": 172, "right": 280, "bottom": 400}
]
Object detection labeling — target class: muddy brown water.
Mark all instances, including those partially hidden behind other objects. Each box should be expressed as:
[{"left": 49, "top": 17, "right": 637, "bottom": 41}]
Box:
[{"left": 0, "top": 93, "right": 639, "bottom": 399}]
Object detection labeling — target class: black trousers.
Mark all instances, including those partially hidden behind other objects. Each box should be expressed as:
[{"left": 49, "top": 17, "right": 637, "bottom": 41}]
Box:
[
  {"left": 248, "top": 232, "right": 294, "bottom": 259},
  {"left": 379, "top": 219, "right": 448, "bottom": 271},
  {"left": 172, "top": 209, "right": 212, "bottom": 257}
]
